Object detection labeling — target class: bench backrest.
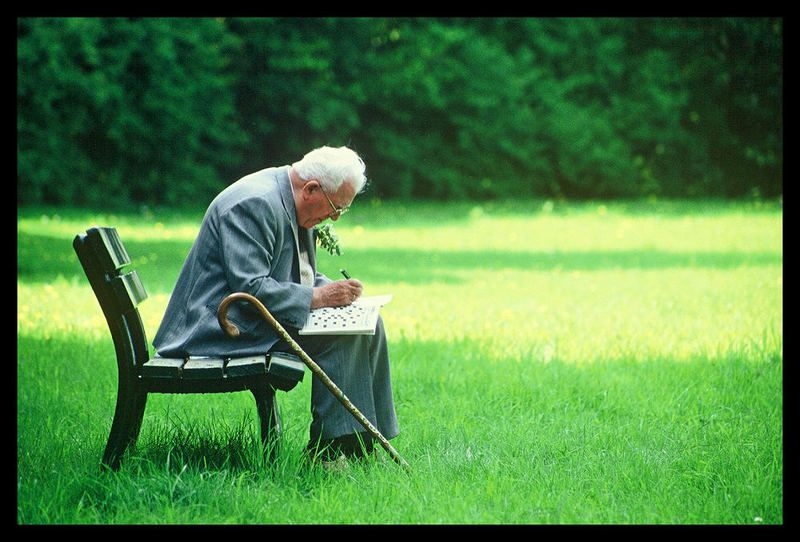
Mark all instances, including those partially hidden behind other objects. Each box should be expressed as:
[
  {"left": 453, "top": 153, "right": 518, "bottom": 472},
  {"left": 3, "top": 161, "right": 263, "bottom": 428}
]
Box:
[{"left": 73, "top": 227, "right": 151, "bottom": 374}]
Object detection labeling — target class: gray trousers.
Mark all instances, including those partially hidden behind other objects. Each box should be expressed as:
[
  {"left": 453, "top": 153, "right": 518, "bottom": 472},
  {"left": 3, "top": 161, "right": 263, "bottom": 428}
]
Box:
[{"left": 289, "top": 316, "right": 399, "bottom": 443}]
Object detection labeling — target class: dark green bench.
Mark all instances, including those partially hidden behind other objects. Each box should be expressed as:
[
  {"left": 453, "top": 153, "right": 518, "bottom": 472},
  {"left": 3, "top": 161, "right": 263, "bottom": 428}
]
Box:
[{"left": 73, "top": 226, "right": 305, "bottom": 471}]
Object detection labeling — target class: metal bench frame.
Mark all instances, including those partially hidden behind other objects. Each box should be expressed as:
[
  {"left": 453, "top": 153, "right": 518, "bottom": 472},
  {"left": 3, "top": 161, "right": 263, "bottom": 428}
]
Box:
[{"left": 73, "top": 226, "right": 304, "bottom": 471}]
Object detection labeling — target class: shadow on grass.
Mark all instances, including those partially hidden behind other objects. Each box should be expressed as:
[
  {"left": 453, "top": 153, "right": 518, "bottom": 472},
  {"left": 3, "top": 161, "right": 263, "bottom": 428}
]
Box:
[
  {"left": 128, "top": 419, "right": 271, "bottom": 473},
  {"left": 19, "top": 230, "right": 783, "bottom": 292}
]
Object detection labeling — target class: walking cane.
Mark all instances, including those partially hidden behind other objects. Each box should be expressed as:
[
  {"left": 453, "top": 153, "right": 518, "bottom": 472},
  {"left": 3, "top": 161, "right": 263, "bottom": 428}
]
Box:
[{"left": 218, "top": 292, "right": 410, "bottom": 471}]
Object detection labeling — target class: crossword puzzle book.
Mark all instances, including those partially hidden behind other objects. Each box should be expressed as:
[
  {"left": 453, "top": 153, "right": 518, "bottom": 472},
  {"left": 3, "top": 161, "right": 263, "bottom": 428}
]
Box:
[{"left": 299, "top": 294, "right": 393, "bottom": 335}]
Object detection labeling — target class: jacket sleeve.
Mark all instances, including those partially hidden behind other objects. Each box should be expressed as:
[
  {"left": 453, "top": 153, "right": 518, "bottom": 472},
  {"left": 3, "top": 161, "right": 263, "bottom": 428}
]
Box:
[{"left": 216, "top": 196, "right": 313, "bottom": 329}]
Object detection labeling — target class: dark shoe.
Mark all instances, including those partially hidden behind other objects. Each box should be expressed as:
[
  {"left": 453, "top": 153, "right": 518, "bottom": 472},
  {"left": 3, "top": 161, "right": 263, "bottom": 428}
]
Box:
[
  {"left": 320, "top": 454, "right": 350, "bottom": 472},
  {"left": 307, "top": 432, "right": 374, "bottom": 462}
]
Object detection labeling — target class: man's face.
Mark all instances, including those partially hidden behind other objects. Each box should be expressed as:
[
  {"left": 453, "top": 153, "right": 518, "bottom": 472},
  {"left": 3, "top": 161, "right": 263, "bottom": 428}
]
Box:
[{"left": 296, "top": 180, "right": 356, "bottom": 229}]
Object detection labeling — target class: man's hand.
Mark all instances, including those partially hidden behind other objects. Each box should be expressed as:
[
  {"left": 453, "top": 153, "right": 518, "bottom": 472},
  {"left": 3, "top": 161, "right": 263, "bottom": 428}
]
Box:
[{"left": 311, "top": 279, "right": 363, "bottom": 309}]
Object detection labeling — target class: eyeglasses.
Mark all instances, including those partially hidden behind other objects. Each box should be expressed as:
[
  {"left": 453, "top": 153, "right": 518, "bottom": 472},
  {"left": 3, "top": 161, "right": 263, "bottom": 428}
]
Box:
[{"left": 319, "top": 184, "right": 350, "bottom": 217}]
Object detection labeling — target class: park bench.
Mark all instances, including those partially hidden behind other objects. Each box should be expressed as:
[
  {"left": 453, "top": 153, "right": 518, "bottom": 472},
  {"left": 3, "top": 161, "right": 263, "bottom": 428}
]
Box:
[{"left": 73, "top": 226, "right": 305, "bottom": 471}]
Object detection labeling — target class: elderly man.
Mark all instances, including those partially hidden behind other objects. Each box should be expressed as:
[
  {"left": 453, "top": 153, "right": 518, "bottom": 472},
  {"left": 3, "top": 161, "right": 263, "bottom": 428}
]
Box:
[{"left": 153, "top": 145, "right": 399, "bottom": 464}]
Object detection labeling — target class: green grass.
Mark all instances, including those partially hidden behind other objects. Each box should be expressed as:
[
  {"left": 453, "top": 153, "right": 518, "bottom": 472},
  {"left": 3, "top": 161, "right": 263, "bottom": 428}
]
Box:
[{"left": 17, "top": 198, "right": 782, "bottom": 525}]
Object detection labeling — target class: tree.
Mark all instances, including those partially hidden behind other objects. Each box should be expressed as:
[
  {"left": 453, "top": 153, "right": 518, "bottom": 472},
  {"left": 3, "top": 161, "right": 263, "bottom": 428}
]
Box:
[{"left": 18, "top": 17, "right": 246, "bottom": 207}]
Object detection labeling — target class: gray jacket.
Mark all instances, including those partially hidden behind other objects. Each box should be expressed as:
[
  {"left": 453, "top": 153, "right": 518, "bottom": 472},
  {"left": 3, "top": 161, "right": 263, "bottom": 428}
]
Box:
[{"left": 153, "top": 166, "right": 329, "bottom": 357}]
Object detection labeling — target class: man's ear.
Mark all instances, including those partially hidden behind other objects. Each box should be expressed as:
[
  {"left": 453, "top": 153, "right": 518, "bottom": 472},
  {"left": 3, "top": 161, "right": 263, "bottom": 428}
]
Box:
[{"left": 304, "top": 180, "right": 319, "bottom": 195}]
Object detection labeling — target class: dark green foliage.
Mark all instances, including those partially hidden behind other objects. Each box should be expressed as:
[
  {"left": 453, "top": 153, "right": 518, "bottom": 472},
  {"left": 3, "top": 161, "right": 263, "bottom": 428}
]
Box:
[
  {"left": 17, "top": 17, "right": 246, "bottom": 207},
  {"left": 17, "top": 17, "right": 782, "bottom": 205}
]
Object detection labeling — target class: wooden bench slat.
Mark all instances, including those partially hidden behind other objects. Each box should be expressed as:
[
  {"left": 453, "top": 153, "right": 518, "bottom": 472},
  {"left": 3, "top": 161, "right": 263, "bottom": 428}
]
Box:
[
  {"left": 112, "top": 271, "right": 148, "bottom": 309},
  {"left": 141, "top": 357, "right": 185, "bottom": 379},
  {"left": 182, "top": 357, "right": 225, "bottom": 379},
  {"left": 267, "top": 352, "right": 306, "bottom": 382},
  {"left": 92, "top": 227, "right": 132, "bottom": 270},
  {"left": 225, "top": 356, "right": 267, "bottom": 378}
]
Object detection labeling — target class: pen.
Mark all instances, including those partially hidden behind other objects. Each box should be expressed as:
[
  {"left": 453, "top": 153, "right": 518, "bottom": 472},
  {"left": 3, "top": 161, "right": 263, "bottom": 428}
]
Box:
[{"left": 340, "top": 269, "right": 351, "bottom": 279}]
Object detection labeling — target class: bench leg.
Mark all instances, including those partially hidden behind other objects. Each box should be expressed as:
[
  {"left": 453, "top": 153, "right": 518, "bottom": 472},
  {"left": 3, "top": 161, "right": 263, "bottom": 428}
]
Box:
[
  {"left": 251, "top": 385, "right": 281, "bottom": 463},
  {"left": 102, "top": 386, "right": 147, "bottom": 471}
]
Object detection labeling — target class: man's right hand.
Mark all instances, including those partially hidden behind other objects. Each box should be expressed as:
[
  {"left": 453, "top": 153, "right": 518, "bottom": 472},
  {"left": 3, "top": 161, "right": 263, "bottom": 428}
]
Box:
[{"left": 311, "top": 279, "right": 363, "bottom": 309}]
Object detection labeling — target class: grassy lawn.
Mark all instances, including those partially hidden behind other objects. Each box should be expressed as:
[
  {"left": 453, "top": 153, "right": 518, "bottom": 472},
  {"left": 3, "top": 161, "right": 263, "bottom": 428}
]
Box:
[{"left": 17, "top": 198, "right": 782, "bottom": 525}]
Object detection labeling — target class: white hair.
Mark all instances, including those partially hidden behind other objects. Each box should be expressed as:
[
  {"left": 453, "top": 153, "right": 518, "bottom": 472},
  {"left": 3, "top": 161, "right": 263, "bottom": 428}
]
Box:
[{"left": 292, "top": 146, "right": 367, "bottom": 193}]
